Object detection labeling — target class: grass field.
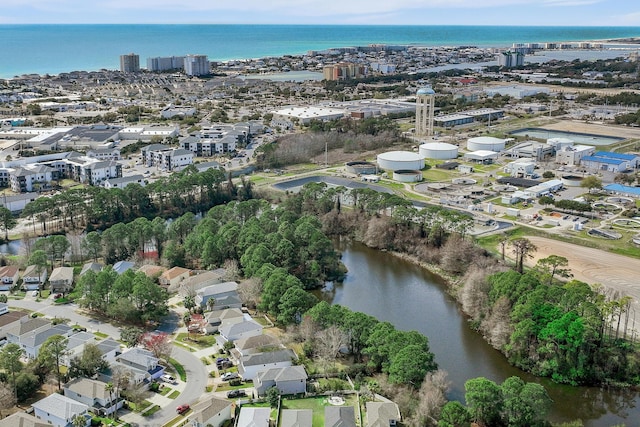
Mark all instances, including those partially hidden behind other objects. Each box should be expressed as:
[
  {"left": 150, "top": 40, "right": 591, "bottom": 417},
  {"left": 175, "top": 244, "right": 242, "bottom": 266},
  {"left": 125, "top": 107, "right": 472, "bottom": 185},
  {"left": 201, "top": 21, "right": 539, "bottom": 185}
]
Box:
[{"left": 169, "top": 358, "right": 187, "bottom": 382}]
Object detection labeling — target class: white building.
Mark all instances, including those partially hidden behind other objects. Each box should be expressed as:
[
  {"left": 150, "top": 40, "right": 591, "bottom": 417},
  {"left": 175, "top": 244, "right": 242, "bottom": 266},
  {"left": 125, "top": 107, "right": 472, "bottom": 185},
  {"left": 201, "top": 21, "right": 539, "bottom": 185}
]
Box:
[
  {"left": 504, "top": 159, "right": 536, "bottom": 178},
  {"left": 104, "top": 174, "right": 146, "bottom": 189},
  {"left": 184, "top": 54, "right": 210, "bottom": 76},
  {"left": 160, "top": 105, "right": 197, "bottom": 119},
  {"left": 556, "top": 145, "right": 595, "bottom": 166},
  {"left": 141, "top": 144, "right": 194, "bottom": 171},
  {"left": 272, "top": 106, "right": 345, "bottom": 125},
  {"left": 32, "top": 393, "right": 90, "bottom": 427},
  {"left": 9, "top": 165, "right": 55, "bottom": 193}
]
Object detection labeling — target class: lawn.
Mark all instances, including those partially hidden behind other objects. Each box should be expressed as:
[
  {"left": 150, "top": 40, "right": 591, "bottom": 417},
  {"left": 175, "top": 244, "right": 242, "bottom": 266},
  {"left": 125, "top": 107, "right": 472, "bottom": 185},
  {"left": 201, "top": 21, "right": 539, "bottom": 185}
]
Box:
[
  {"left": 94, "top": 331, "right": 109, "bottom": 339},
  {"left": 142, "top": 404, "right": 162, "bottom": 417},
  {"left": 175, "top": 333, "right": 218, "bottom": 349},
  {"left": 168, "top": 390, "right": 180, "bottom": 399},
  {"left": 169, "top": 358, "right": 187, "bottom": 382},
  {"left": 160, "top": 386, "right": 173, "bottom": 396},
  {"left": 280, "top": 396, "right": 359, "bottom": 427}
]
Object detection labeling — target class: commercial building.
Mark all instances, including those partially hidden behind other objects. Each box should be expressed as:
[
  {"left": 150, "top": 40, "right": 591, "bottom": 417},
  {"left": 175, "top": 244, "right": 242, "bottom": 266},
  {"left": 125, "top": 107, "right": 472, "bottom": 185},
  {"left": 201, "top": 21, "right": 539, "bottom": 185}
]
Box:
[
  {"left": 184, "top": 55, "right": 210, "bottom": 76},
  {"left": 580, "top": 151, "right": 639, "bottom": 173},
  {"left": 484, "top": 85, "right": 550, "bottom": 100},
  {"left": 120, "top": 53, "right": 140, "bottom": 73},
  {"left": 556, "top": 145, "right": 595, "bottom": 165},
  {"left": 504, "top": 159, "right": 536, "bottom": 178},
  {"left": 272, "top": 106, "right": 345, "bottom": 125}
]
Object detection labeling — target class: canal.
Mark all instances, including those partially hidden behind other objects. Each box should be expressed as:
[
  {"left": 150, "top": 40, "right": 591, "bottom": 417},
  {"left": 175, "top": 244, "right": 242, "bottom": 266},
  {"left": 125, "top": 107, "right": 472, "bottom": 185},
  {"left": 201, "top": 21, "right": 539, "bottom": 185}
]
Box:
[{"left": 321, "top": 239, "right": 639, "bottom": 426}]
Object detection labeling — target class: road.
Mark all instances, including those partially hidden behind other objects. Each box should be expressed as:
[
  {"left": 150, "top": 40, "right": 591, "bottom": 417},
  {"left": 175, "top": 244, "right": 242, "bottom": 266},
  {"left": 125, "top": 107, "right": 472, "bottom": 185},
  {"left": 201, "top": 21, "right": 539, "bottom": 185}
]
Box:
[{"left": 7, "top": 296, "right": 211, "bottom": 427}]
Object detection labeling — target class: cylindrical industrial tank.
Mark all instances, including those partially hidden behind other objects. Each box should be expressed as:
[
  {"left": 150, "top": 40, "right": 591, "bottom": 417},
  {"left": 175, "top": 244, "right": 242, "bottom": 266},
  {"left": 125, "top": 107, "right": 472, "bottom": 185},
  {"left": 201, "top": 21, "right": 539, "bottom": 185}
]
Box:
[
  {"left": 419, "top": 142, "right": 458, "bottom": 160},
  {"left": 377, "top": 151, "right": 425, "bottom": 171}
]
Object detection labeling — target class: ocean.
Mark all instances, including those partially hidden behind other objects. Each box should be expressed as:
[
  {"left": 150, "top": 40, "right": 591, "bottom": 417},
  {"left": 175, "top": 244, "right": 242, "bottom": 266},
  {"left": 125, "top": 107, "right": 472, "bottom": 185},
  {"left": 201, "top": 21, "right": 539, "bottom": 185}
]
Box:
[{"left": 1, "top": 24, "right": 639, "bottom": 78}]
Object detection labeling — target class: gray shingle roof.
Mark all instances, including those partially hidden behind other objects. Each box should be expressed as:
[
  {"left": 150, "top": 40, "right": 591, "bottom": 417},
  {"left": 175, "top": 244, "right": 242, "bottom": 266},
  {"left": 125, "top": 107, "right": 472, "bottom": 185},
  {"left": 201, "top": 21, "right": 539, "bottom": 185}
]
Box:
[
  {"left": 241, "top": 349, "right": 294, "bottom": 367},
  {"left": 325, "top": 406, "right": 356, "bottom": 427},
  {"left": 32, "top": 393, "right": 89, "bottom": 421}
]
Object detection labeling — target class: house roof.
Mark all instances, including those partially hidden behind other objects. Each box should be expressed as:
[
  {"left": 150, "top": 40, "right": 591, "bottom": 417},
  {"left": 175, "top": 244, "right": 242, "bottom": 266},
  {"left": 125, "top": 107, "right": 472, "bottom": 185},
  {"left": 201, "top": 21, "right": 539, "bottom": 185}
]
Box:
[
  {"left": 96, "top": 338, "right": 121, "bottom": 355},
  {"left": 234, "top": 333, "right": 279, "bottom": 352},
  {"left": 220, "top": 319, "right": 262, "bottom": 338},
  {"left": 64, "top": 377, "right": 111, "bottom": 400},
  {"left": 80, "top": 262, "right": 103, "bottom": 276},
  {"left": 189, "top": 396, "right": 232, "bottom": 424},
  {"left": 113, "top": 261, "right": 135, "bottom": 275},
  {"left": 161, "top": 266, "right": 190, "bottom": 281},
  {"left": 237, "top": 407, "right": 271, "bottom": 427},
  {"left": 594, "top": 151, "right": 637, "bottom": 161},
  {"left": 0, "top": 310, "right": 29, "bottom": 328},
  {"left": 5, "top": 317, "right": 50, "bottom": 337},
  {"left": 582, "top": 155, "right": 626, "bottom": 165},
  {"left": 194, "top": 280, "right": 237, "bottom": 298},
  {"left": 241, "top": 349, "right": 294, "bottom": 367},
  {"left": 256, "top": 365, "right": 307, "bottom": 383},
  {"left": 0, "top": 412, "right": 50, "bottom": 427},
  {"left": 325, "top": 406, "right": 356, "bottom": 427},
  {"left": 22, "top": 324, "right": 72, "bottom": 348},
  {"left": 117, "top": 347, "right": 157, "bottom": 367},
  {"left": 0, "top": 265, "right": 19, "bottom": 278},
  {"left": 182, "top": 270, "right": 225, "bottom": 290},
  {"left": 32, "top": 393, "right": 89, "bottom": 421},
  {"left": 49, "top": 266, "right": 74, "bottom": 282},
  {"left": 281, "top": 409, "right": 312, "bottom": 427},
  {"left": 66, "top": 331, "right": 96, "bottom": 351},
  {"left": 366, "top": 402, "right": 401, "bottom": 427},
  {"left": 138, "top": 264, "right": 166, "bottom": 278},
  {"left": 22, "top": 265, "right": 44, "bottom": 278}
]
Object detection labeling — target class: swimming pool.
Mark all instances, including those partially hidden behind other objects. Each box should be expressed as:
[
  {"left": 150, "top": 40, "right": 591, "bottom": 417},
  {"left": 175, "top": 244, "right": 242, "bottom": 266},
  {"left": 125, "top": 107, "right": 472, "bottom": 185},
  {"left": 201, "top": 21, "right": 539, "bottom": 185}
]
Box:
[{"left": 509, "top": 128, "right": 625, "bottom": 146}]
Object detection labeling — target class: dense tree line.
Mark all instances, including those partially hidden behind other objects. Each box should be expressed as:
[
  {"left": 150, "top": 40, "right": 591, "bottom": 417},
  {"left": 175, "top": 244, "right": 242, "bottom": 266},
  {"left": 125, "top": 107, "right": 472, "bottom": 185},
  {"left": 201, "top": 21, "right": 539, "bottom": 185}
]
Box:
[
  {"left": 20, "top": 166, "right": 250, "bottom": 234},
  {"left": 460, "top": 268, "right": 640, "bottom": 386}
]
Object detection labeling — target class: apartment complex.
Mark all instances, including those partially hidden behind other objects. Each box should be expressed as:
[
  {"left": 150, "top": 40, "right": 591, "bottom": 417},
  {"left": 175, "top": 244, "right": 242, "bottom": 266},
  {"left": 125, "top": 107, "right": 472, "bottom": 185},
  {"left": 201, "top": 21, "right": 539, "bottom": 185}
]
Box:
[
  {"left": 322, "top": 62, "right": 367, "bottom": 81},
  {"left": 120, "top": 53, "right": 140, "bottom": 73},
  {"left": 184, "top": 55, "right": 210, "bottom": 76},
  {"left": 147, "top": 56, "right": 185, "bottom": 72}
]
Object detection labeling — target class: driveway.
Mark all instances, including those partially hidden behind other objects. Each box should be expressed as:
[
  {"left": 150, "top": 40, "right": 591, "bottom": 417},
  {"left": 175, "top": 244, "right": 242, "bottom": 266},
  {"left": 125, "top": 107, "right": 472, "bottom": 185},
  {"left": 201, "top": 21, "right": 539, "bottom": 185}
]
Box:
[
  {"left": 6, "top": 299, "right": 121, "bottom": 339},
  {"left": 121, "top": 347, "right": 209, "bottom": 427}
]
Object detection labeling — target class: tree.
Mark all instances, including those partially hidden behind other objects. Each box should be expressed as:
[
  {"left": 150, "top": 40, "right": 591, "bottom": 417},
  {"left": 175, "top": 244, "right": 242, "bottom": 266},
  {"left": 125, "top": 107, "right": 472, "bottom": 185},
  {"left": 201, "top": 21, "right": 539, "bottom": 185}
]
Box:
[
  {"left": 0, "top": 382, "right": 16, "bottom": 419},
  {"left": 316, "top": 325, "right": 347, "bottom": 376},
  {"left": 465, "top": 377, "right": 503, "bottom": 426},
  {"left": 82, "top": 231, "right": 103, "bottom": 261},
  {"left": 237, "top": 277, "right": 262, "bottom": 311},
  {"left": 183, "top": 294, "right": 196, "bottom": 313},
  {"left": 72, "top": 414, "right": 87, "bottom": 427},
  {"left": 0, "top": 343, "right": 23, "bottom": 398},
  {"left": 580, "top": 175, "right": 602, "bottom": 193},
  {"left": 266, "top": 386, "right": 280, "bottom": 408},
  {"left": 510, "top": 238, "right": 537, "bottom": 274},
  {"left": 388, "top": 344, "right": 438, "bottom": 387},
  {"left": 38, "top": 334, "right": 68, "bottom": 390},
  {"left": 111, "top": 366, "right": 131, "bottom": 420},
  {"left": 140, "top": 332, "right": 172, "bottom": 361},
  {"left": 501, "top": 376, "right": 552, "bottom": 427},
  {"left": 120, "top": 326, "right": 144, "bottom": 347},
  {"left": 28, "top": 249, "right": 48, "bottom": 284},
  {"left": 438, "top": 401, "right": 470, "bottom": 427},
  {"left": 15, "top": 372, "right": 39, "bottom": 402},
  {"left": 411, "top": 370, "right": 449, "bottom": 426},
  {"left": 0, "top": 207, "right": 16, "bottom": 241},
  {"left": 535, "top": 255, "right": 572, "bottom": 285},
  {"left": 277, "top": 286, "right": 318, "bottom": 325}
]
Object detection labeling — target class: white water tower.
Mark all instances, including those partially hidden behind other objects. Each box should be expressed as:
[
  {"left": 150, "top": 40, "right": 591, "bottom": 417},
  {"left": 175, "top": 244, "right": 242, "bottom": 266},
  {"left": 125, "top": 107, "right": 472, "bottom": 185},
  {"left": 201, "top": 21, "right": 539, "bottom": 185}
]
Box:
[{"left": 415, "top": 86, "right": 435, "bottom": 137}]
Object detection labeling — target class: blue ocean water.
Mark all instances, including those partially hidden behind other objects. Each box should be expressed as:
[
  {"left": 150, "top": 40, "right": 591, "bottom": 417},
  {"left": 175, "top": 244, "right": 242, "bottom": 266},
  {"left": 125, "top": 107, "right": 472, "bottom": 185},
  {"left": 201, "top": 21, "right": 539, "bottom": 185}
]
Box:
[{"left": 1, "top": 24, "right": 639, "bottom": 78}]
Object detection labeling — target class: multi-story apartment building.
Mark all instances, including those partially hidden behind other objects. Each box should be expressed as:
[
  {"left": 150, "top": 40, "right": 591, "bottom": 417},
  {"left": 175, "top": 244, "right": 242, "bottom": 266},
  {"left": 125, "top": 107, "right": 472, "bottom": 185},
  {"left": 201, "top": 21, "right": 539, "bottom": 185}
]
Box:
[
  {"left": 184, "top": 55, "right": 210, "bottom": 76},
  {"left": 147, "top": 56, "right": 185, "bottom": 72},
  {"left": 141, "top": 144, "right": 194, "bottom": 171},
  {"left": 322, "top": 62, "right": 367, "bottom": 81},
  {"left": 120, "top": 53, "right": 140, "bottom": 73}
]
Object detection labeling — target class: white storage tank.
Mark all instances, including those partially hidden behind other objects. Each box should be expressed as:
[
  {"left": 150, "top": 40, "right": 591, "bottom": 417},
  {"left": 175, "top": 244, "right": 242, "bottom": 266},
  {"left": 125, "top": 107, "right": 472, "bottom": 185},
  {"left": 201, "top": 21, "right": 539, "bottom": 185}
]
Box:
[
  {"left": 419, "top": 142, "right": 458, "bottom": 160},
  {"left": 467, "top": 136, "right": 506, "bottom": 152},
  {"left": 377, "top": 151, "right": 425, "bottom": 171},
  {"left": 393, "top": 170, "right": 423, "bottom": 183}
]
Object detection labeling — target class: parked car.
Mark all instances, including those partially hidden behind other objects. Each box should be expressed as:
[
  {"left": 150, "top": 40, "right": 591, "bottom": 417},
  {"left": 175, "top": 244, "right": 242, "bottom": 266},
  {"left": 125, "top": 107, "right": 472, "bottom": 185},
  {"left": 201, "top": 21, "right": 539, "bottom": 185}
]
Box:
[
  {"left": 176, "top": 404, "right": 190, "bottom": 415},
  {"left": 162, "top": 374, "right": 177, "bottom": 384},
  {"left": 54, "top": 293, "right": 63, "bottom": 299},
  {"left": 221, "top": 372, "right": 239, "bottom": 381},
  {"left": 227, "top": 389, "right": 246, "bottom": 398},
  {"left": 31, "top": 290, "right": 38, "bottom": 297}
]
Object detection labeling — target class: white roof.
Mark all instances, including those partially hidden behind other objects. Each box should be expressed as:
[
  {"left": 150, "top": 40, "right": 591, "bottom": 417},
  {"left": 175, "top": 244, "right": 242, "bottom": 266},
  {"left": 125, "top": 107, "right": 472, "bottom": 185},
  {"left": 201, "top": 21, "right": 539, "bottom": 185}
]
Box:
[
  {"left": 420, "top": 142, "right": 457, "bottom": 150},
  {"left": 464, "top": 150, "right": 499, "bottom": 159},
  {"left": 467, "top": 136, "right": 505, "bottom": 144},
  {"left": 377, "top": 151, "right": 424, "bottom": 161}
]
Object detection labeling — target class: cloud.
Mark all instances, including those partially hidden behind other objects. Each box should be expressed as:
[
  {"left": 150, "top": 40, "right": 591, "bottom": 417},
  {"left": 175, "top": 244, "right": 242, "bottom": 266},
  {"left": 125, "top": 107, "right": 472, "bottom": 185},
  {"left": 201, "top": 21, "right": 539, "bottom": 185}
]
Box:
[
  {"left": 612, "top": 11, "right": 640, "bottom": 25},
  {"left": 542, "top": 0, "right": 600, "bottom": 6}
]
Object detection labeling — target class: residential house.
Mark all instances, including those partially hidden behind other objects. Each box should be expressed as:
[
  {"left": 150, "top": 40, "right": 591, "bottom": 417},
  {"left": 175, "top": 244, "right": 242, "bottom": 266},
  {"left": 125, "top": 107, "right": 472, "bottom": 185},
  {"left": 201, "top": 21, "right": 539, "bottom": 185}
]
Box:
[
  {"left": 280, "top": 410, "right": 312, "bottom": 427},
  {"left": 0, "top": 303, "right": 7, "bottom": 316},
  {"left": 193, "top": 281, "right": 239, "bottom": 309},
  {"left": 49, "top": 266, "right": 74, "bottom": 293},
  {"left": 237, "top": 407, "right": 270, "bottom": 427},
  {"left": 63, "top": 377, "right": 123, "bottom": 416},
  {"left": 179, "top": 269, "right": 225, "bottom": 295},
  {"left": 254, "top": 365, "right": 308, "bottom": 396},
  {"left": 233, "top": 334, "right": 280, "bottom": 357},
  {"left": 5, "top": 316, "right": 50, "bottom": 350},
  {"left": 63, "top": 331, "right": 97, "bottom": 365},
  {"left": 0, "top": 310, "right": 29, "bottom": 345},
  {"left": 113, "top": 261, "right": 135, "bottom": 275},
  {"left": 138, "top": 264, "right": 166, "bottom": 280},
  {"left": 205, "top": 308, "right": 245, "bottom": 334},
  {"left": 0, "top": 412, "right": 50, "bottom": 427},
  {"left": 22, "top": 264, "right": 47, "bottom": 290},
  {"left": 219, "top": 319, "right": 262, "bottom": 343},
  {"left": 187, "top": 396, "right": 233, "bottom": 427},
  {"left": 238, "top": 349, "right": 294, "bottom": 381},
  {"left": 325, "top": 406, "right": 357, "bottom": 427},
  {"left": 0, "top": 265, "right": 20, "bottom": 290},
  {"left": 17, "top": 323, "right": 73, "bottom": 359},
  {"left": 32, "top": 393, "right": 91, "bottom": 427},
  {"left": 159, "top": 266, "right": 190, "bottom": 289},
  {"left": 79, "top": 262, "right": 103, "bottom": 276},
  {"left": 114, "top": 347, "right": 164, "bottom": 382},
  {"left": 366, "top": 402, "right": 401, "bottom": 427}
]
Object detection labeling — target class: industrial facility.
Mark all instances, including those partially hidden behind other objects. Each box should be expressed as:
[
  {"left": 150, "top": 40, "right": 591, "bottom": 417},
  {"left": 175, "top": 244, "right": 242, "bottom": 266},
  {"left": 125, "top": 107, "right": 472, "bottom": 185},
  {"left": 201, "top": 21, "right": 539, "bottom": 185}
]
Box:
[{"left": 377, "top": 151, "right": 425, "bottom": 171}]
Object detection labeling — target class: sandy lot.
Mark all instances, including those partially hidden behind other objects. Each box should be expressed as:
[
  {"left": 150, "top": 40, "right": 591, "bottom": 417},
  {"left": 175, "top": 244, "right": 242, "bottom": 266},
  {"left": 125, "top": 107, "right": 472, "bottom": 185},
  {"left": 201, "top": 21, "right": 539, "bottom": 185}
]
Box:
[{"left": 526, "top": 236, "right": 640, "bottom": 332}]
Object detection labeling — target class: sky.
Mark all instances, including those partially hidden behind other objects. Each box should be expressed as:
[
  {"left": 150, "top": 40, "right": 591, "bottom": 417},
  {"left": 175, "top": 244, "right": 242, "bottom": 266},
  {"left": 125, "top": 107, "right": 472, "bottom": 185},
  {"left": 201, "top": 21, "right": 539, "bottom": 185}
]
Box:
[{"left": 1, "top": 0, "right": 640, "bottom": 26}]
